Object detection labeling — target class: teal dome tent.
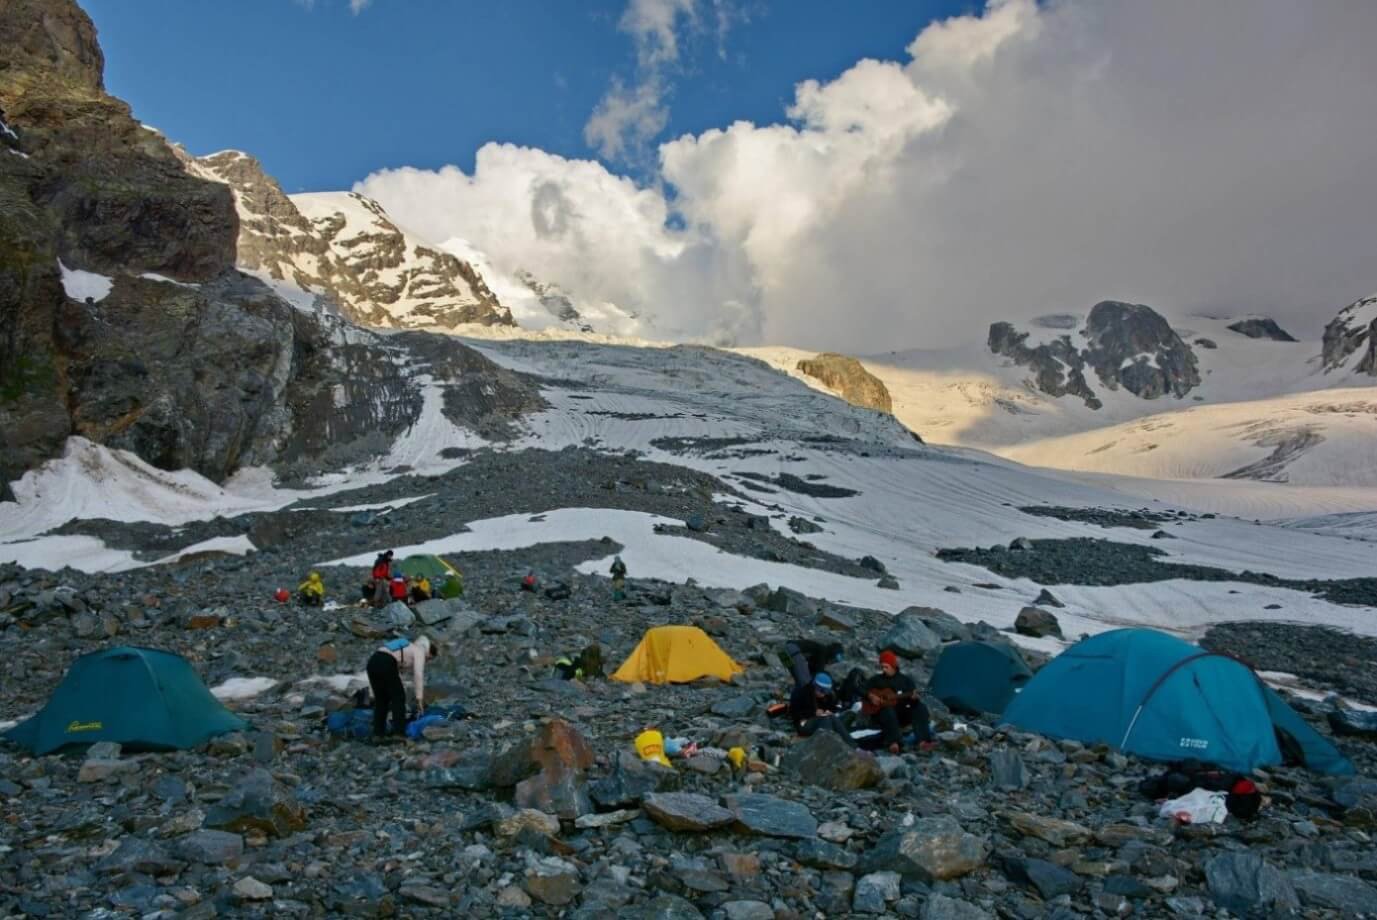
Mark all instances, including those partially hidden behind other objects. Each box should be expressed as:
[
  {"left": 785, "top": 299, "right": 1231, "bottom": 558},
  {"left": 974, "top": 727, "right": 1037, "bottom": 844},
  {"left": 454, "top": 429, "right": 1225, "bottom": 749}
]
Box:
[
  {"left": 929, "top": 640, "right": 1033, "bottom": 716},
  {"left": 1002, "top": 629, "right": 1352, "bottom": 775},
  {"left": 4, "top": 646, "right": 249, "bottom": 755}
]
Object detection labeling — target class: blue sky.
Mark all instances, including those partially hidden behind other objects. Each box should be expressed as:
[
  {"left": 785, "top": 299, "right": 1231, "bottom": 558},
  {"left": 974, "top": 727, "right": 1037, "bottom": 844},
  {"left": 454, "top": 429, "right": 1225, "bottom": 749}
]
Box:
[{"left": 84, "top": 0, "right": 969, "bottom": 192}]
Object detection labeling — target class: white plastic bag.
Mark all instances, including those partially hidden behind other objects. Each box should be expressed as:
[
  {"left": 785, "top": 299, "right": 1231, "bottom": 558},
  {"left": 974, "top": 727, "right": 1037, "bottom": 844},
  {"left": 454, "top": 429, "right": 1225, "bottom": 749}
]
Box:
[{"left": 1158, "top": 787, "right": 1228, "bottom": 824}]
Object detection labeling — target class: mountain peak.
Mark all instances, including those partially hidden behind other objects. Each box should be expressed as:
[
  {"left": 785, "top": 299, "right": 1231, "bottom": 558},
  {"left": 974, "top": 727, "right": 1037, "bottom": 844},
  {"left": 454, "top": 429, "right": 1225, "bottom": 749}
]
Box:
[{"left": 181, "top": 153, "right": 514, "bottom": 329}]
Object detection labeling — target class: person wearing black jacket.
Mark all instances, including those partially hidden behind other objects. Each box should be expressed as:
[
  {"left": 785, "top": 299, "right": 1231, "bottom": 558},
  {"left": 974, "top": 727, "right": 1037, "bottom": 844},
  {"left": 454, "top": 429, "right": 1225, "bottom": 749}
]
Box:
[
  {"left": 789, "top": 672, "right": 853, "bottom": 743},
  {"left": 780, "top": 639, "right": 844, "bottom": 688},
  {"left": 864, "top": 650, "right": 933, "bottom": 753}
]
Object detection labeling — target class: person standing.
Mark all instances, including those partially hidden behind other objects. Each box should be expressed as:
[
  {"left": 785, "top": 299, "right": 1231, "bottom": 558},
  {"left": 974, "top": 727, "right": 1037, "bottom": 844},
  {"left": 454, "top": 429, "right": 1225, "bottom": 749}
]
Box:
[{"left": 610, "top": 556, "right": 628, "bottom": 601}]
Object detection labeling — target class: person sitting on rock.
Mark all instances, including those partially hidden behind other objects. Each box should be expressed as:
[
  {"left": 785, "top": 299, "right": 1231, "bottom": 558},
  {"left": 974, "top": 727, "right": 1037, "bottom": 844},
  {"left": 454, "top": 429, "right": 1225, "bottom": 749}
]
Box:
[
  {"left": 610, "top": 556, "right": 628, "bottom": 601},
  {"left": 297, "top": 571, "right": 325, "bottom": 607},
  {"left": 862, "top": 651, "right": 933, "bottom": 754},
  {"left": 780, "top": 639, "right": 844, "bottom": 688},
  {"left": 409, "top": 575, "right": 432, "bottom": 604},
  {"left": 388, "top": 575, "right": 409, "bottom": 604},
  {"left": 365, "top": 635, "right": 439, "bottom": 738},
  {"left": 790, "top": 672, "right": 853, "bottom": 744}
]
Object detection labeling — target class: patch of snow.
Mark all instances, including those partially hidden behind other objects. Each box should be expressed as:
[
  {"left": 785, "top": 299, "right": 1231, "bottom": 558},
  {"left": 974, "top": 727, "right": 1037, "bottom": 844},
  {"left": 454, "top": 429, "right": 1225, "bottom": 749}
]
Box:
[
  {"left": 148, "top": 535, "right": 256, "bottom": 566},
  {"left": 210, "top": 677, "right": 278, "bottom": 702},
  {"left": 375, "top": 375, "right": 486, "bottom": 473},
  {"left": 139, "top": 272, "right": 200, "bottom": 288},
  {"left": 8, "top": 149, "right": 29, "bottom": 160},
  {"left": 0, "top": 117, "right": 16, "bottom": 141},
  {"left": 0, "top": 534, "right": 139, "bottom": 573},
  {"left": 58, "top": 260, "right": 113, "bottom": 303},
  {"left": 1258, "top": 671, "right": 1377, "bottom": 712},
  {"left": 243, "top": 268, "right": 321, "bottom": 313},
  {"left": 299, "top": 672, "right": 369, "bottom": 694}
]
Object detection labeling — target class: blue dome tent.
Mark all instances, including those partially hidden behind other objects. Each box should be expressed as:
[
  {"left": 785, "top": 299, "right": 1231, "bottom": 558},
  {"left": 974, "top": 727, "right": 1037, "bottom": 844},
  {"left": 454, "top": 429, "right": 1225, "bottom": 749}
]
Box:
[
  {"left": 4, "top": 646, "right": 248, "bottom": 755},
  {"left": 1002, "top": 629, "right": 1352, "bottom": 775},
  {"left": 929, "top": 640, "right": 1033, "bottom": 716}
]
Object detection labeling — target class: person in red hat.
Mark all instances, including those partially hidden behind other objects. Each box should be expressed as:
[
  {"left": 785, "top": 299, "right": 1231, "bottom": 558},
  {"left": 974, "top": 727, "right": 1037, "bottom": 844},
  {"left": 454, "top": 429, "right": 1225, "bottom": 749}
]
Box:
[{"left": 861, "top": 650, "right": 933, "bottom": 754}]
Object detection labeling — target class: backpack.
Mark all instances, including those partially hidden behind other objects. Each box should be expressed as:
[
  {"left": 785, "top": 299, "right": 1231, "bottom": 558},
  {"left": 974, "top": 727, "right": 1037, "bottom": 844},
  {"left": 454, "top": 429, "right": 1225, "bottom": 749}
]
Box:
[
  {"left": 326, "top": 709, "right": 374, "bottom": 740},
  {"left": 384, "top": 637, "right": 410, "bottom": 653}
]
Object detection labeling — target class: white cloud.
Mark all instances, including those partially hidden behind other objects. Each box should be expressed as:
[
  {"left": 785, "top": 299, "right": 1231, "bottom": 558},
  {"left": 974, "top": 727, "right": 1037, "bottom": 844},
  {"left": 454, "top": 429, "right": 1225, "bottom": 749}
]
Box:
[
  {"left": 366, "top": 0, "right": 1377, "bottom": 353},
  {"left": 584, "top": 0, "right": 701, "bottom": 162},
  {"left": 349, "top": 0, "right": 371, "bottom": 13},
  {"left": 356, "top": 144, "right": 761, "bottom": 345}
]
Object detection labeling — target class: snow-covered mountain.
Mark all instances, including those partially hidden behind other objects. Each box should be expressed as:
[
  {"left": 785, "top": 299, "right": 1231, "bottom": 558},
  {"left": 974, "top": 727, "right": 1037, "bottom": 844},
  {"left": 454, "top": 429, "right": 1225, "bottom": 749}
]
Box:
[
  {"left": 437, "top": 236, "right": 644, "bottom": 337},
  {"left": 179, "top": 150, "right": 513, "bottom": 329},
  {"left": 743, "top": 297, "right": 1377, "bottom": 500}
]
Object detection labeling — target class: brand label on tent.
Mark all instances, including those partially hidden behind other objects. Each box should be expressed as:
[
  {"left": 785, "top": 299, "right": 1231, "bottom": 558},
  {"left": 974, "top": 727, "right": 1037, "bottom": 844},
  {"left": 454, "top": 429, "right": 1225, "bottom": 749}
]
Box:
[
  {"left": 1178, "top": 737, "right": 1210, "bottom": 751},
  {"left": 65, "top": 720, "right": 103, "bottom": 733}
]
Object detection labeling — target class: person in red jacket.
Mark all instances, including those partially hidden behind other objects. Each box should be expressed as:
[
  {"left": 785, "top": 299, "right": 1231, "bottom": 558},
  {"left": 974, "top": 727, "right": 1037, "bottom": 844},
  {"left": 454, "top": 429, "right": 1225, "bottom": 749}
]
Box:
[
  {"left": 388, "top": 575, "right": 408, "bottom": 603},
  {"left": 371, "top": 551, "right": 394, "bottom": 582}
]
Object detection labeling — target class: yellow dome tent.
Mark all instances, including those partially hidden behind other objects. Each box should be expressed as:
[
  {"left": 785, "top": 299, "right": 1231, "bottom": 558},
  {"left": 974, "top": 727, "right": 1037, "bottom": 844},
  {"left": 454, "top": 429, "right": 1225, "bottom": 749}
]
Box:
[{"left": 612, "top": 625, "right": 744, "bottom": 685}]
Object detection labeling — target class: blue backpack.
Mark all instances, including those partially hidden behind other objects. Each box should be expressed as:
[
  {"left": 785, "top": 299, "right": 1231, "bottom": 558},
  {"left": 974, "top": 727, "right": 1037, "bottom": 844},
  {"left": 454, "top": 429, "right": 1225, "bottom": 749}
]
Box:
[
  {"left": 326, "top": 709, "right": 374, "bottom": 739},
  {"left": 384, "top": 637, "right": 410, "bottom": 653}
]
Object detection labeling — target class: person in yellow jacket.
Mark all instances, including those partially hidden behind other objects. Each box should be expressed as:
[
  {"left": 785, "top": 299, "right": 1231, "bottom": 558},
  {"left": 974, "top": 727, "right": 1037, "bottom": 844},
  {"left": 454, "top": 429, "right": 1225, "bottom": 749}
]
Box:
[
  {"left": 409, "top": 575, "right": 432, "bottom": 604},
  {"left": 297, "top": 571, "right": 325, "bottom": 607}
]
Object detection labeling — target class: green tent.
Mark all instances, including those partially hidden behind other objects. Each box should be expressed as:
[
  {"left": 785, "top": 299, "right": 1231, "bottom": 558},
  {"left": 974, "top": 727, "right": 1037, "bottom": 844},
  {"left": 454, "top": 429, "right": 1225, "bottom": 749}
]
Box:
[
  {"left": 929, "top": 640, "right": 1033, "bottom": 717},
  {"left": 395, "top": 554, "right": 462, "bottom": 597},
  {"left": 3, "top": 646, "right": 249, "bottom": 755}
]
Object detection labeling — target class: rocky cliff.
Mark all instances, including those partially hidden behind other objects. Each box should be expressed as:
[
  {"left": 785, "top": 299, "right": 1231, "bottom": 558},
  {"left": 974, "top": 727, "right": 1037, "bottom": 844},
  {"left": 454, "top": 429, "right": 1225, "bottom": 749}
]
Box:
[
  {"left": 0, "top": 0, "right": 538, "bottom": 499},
  {"left": 989, "top": 302, "right": 1200, "bottom": 409},
  {"left": 179, "top": 151, "right": 513, "bottom": 330},
  {"left": 1322, "top": 293, "right": 1377, "bottom": 377},
  {"left": 795, "top": 353, "right": 893, "bottom": 414}
]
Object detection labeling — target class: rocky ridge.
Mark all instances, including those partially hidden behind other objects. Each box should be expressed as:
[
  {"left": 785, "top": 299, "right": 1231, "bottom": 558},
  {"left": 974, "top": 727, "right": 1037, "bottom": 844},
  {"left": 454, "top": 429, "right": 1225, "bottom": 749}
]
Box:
[
  {"left": 0, "top": 0, "right": 538, "bottom": 494},
  {"left": 988, "top": 302, "right": 1201, "bottom": 409},
  {"left": 180, "top": 149, "right": 512, "bottom": 330},
  {"left": 1322, "top": 292, "right": 1377, "bottom": 377}
]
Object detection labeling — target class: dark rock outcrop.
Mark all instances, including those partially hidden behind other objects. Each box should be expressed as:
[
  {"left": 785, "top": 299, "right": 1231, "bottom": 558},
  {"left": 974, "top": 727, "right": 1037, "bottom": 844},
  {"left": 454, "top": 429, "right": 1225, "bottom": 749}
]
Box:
[
  {"left": 1226, "top": 317, "right": 1297, "bottom": 342},
  {"left": 795, "top": 353, "right": 893, "bottom": 414},
  {"left": 0, "top": 0, "right": 541, "bottom": 491},
  {"left": 989, "top": 302, "right": 1200, "bottom": 408},
  {"left": 1322, "top": 293, "right": 1377, "bottom": 376},
  {"left": 1081, "top": 301, "right": 1200, "bottom": 399},
  {"left": 988, "top": 321, "right": 1100, "bottom": 409}
]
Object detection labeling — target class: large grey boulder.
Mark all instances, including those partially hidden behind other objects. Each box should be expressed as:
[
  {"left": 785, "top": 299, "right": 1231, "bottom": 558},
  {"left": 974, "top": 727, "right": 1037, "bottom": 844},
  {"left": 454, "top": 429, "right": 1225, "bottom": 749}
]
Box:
[
  {"left": 782, "top": 731, "right": 884, "bottom": 791},
  {"left": 1014, "top": 606, "right": 1062, "bottom": 639},
  {"left": 861, "top": 817, "right": 989, "bottom": 882},
  {"left": 1204, "top": 852, "right": 1299, "bottom": 915},
  {"left": 880, "top": 610, "right": 942, "bottom": 658}
]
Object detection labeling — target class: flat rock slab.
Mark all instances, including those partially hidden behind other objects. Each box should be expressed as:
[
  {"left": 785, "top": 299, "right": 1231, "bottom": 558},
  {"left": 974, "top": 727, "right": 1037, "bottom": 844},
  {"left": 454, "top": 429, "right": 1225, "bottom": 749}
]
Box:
[
  {"left": 643, "top": 793, "right": 733, "bottom": 832},
  {"left": 725, "top": 793, "right": 817, "bottom": 839}
]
